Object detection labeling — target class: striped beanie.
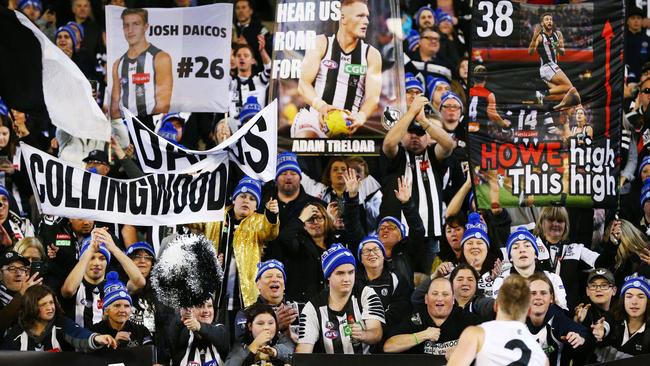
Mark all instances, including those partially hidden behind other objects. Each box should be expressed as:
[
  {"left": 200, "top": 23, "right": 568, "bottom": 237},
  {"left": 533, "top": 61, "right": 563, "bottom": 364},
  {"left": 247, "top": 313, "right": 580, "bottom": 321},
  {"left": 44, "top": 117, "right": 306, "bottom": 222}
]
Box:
[
  {"left": 276, "top": 152, "right": 302, "bottom": 180},
  {"left": 426, "top": 75, "right": 450, "bottom": 100},
  {"left": 232, "top": 177, "right": 262, "bottom": 208},
  {"left": 321, "top": 244, "right": 356, "bottom": 279},
  {"left": 378, "top": 216, "right": 406, "bottom": 240},
  {"left": 256, "top": 259, "right": 286, "bottom": 282},
  {"left": 461, "top": 212, "right": 490, "bottom": 247},
  {"left": 80, "top": 237, "right": 111, "bottom": 263},
  {"left": 439, "top": 92, "right": 464, "bottom": 113},
  {"left": 414, "top": 5, "right": 435, "bottom": 28},
  {"left": 55, "top": 26, "right": 78, "bottom": 51},
  {"left": 0, "top": 97, "right": 8, "bottom": 116},
  {"left": 405, "top": 72, "right": 424, "bottom": 93},
  {"left": 505, "top": 227, "right": 538, "bottom": 259},
  {"left": 103, "top": 271, "right": 132, "bottom": 309},
  {"left": 357, "top": 235, "right": 386, "bottom": 260},
  {"left": 125, "top": 241, "right": 155, "bottom": 259},
  {"left": 621, "top": 274, "right": 650, "bottom": 298}
]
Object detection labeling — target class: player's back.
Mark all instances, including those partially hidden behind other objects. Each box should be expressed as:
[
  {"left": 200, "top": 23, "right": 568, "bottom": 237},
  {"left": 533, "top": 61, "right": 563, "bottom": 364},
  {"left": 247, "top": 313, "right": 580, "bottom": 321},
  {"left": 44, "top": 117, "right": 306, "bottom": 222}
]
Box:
[
  {"left": 475, "top": 320, "right": 547, "bottom": 366},
  {"left": 469, "top": 85, "right": 491, "bottom": 124}
]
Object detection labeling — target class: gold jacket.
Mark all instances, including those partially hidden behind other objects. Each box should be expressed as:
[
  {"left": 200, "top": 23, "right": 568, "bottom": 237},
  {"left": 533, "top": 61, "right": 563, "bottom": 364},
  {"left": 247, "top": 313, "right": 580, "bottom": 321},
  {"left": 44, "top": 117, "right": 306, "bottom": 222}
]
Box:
[{"left": 200, "top": 206, "right": 279, "bottom": 307}]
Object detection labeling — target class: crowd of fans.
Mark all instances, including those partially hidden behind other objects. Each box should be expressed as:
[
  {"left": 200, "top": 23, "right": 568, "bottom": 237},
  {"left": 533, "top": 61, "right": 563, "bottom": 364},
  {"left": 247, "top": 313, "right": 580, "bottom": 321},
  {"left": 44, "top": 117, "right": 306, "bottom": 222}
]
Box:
[{"left": 1, "top": 0, "right": 650, "bottom": 365}]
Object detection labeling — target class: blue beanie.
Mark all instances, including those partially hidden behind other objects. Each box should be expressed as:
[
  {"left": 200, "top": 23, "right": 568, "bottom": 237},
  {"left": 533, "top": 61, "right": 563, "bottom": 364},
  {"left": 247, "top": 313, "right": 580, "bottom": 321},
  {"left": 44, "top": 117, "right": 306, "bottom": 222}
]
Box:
[
  {"left": 80, "top": 237, "right": 111, "bottom": 263},
  {"left": 66, "top": 21, "right": 85, "bottom": 39},
  {"left": 255, "top": 259, "right": 286, "bottom": 282},
  {"left": 125, "top": 241, "right": 155, "bottom": 259},
  {"left": 55, "top": 26, "right": 77, "bottom": 51},
  {"left": 639, "top": 156, "right": 650, "bottom": 176},
  {"left": 414, "top": 5, "right": 435, "bottom": 28},
  {"left": 0, "top": 186, "right": 10, "bottom": 200},
  {"left": 239, "top": 96, "right": 261, "bottom": 124},
  {"left": 437, "top": 12, "right": 453, "bottom": 24},
  {"left": 0, "top": 97, "right": 8, "bottom": 116},
  {"left": 405, "top": 72, "right": 424, "bottom": 93},
  {"left": 426, "top": 75, "right": 450, "bottom": 100},
  {"left": 406, "top": 30, "right": 420, "bottom": 52},
  {"left": 621, "top": 275, "right": 650, "bottom": 298},
  {"left": 232, "top": 177, "right": 262, "bottom": 208},
  {"left": 19, "top": 0, "right": 41, "bottom": 11},
  {"left": 505, "top": 227, "right": 538, "bottom": 259},
  {"left": 357, "top": 235, "right": 386, "bottom": 260},
  {"left": 321, "top": 244, "right": 356, "bottom": 279},
  {"left": 378, "top": 216, "right": 406, "bottom": 239},
  {"left": 276, "top": 152, "right": 302, "bottom": 180},
  {"left": 461, "top": 212, "right": 490, "bottom": 247},
  {"left": 103, "top": 271, "right": 132, "bottom": 309},
  {"left": 158, "top": 122, "right": 180, "bottom": 143},
  {"left": 641, "top": 179, "right": 650, "bottom": 208},
  {"left": 439, "top": 92, "right": 464, "bottom": 113}
]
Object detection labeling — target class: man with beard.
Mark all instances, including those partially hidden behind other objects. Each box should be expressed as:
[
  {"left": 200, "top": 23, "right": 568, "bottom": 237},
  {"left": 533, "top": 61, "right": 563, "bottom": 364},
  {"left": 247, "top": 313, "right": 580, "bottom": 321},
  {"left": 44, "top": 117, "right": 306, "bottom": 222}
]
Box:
[
  {"left": 383, "top": 277, "right": 478, "bottom": 355},
  {"left": 381, "top": 86, "right": 455, "bottom": 273},
  {"left": 528, "top": 13, "right": 581, "bottom": 110}
]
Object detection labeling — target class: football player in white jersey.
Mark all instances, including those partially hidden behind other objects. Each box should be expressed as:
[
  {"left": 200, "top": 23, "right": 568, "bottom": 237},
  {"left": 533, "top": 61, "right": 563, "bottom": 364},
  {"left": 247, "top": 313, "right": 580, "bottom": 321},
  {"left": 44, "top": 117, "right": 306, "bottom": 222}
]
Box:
[
  {"left": 447, "top": 274, "right": 549, "bottom": 366},
  {"left": 295, "top": 0, "right": 382, "bottom": 138},
  {"left": 110, "top": 8, "right": 172, "bottom": 118}
]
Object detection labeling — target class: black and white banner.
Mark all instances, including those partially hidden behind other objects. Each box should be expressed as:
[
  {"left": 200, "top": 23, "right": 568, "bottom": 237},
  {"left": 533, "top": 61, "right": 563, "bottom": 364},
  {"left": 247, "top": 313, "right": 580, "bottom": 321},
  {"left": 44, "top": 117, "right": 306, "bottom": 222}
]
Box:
[
  {"left": 105, "top": 4, "right": 232, "bottom": 116},
  {"left": 22, "top": 143, "right": 228, "bottom": 225},
  {"left": 123, "top": 99, "right": 278, "bottom": 181}
]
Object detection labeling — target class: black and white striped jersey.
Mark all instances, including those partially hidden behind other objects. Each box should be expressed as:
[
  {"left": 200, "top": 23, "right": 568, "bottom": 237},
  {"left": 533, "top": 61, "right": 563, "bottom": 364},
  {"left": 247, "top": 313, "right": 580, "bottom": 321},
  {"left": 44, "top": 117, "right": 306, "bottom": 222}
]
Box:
[
  {"left": 313, "top": 34, "right": 369, "bottom": 114},
  {"left": 298, "top": 285, "right": 385, "bottom": 354},
  {"left": 63, "top": 278, "right": 105, "bottom": 329},
  {"left": 229, "top": 63, "right": 271, "bottom": 124},
  {"left": 537, "top": 32, "right": 560, "bottom": 65},
  {"left": 118, "top": 44, "right": 163, "bottom": 116}
]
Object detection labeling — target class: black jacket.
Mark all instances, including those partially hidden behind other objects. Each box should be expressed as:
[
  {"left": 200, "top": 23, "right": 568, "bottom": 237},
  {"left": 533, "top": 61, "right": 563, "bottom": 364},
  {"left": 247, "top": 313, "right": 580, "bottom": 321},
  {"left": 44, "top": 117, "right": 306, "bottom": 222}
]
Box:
[{"left": 356, "top": 266, "right": 412, "bottom": 326}]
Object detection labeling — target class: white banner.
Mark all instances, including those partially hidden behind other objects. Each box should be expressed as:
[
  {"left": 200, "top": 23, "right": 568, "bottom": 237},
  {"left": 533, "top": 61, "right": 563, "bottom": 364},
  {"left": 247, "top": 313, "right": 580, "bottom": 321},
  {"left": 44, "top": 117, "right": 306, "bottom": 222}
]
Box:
[
  {"left": 21, "top": 143, "right": 228, "bottom": 225},
  {"left": 105, "top": 4, "right": 232, "bottom": 116},
  {"left": 123, "top": 99, "right": 278, "bottom": 181}
]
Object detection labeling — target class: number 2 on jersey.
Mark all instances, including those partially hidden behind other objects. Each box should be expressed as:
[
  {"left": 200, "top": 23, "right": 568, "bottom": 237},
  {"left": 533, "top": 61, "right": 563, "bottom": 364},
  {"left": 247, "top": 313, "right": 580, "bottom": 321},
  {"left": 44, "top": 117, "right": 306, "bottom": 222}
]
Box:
[{"left": 505, "top": 339, "right": 531, "bottom": 365}]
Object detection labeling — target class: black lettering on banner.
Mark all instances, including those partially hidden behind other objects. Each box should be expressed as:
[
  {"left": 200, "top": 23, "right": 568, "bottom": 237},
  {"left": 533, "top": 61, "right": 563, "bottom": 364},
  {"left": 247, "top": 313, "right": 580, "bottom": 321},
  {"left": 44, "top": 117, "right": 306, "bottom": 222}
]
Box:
[
  {"left": 29, "top": 153, "right": 45, "bottom": 203},
  {"left": 45, "top": 160, "right": 64, "bottom": 206},
  {"left": 189, "top": 171, "right": 209, "bottom": 212},
  {"left": 173, "top": 174, "right": 192, "bottom": 214},
  {"left": 207, "top": 163, "right": 227, "bottom": 210},
  {"left": 107, "top": 180, "right": 128, "bottom": 213},
  {"left": 80, "top": 171, "right": 97, "bottom": 210},
  {"left": 97, "top": 175, "right": 109, "bottom": 211},
  {"left": 164, "top": 143, "right": 205, "bottom": 171},
  {"left": 64, "top": 166, "right": 80, "bottom": 209},
  {"left": 129, "top": 177, "right": 149, "bottom": 215},
  {"left": 147, "top": 175, "right": 164, "bottom": 215},
  {"left": 135, "top": 126, "right": 163, "bottom": 170},
  {"left": 243, "top": 116, "right": 269, "bottom": 173},
  {"left": 161, "top": 174, "right": 175, "bottom": 214}
]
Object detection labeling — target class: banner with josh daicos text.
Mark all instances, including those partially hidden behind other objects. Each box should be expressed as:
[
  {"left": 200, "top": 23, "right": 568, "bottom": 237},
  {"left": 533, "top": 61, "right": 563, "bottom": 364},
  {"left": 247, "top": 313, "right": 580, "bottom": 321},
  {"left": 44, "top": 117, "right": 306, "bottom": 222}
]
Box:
[
  {"left": 271, "top": 0, "right": 406, "bottom": 155},
  {"left": 105, "top": 4, "right": 232, "bottom": 117},
  {"left": 468, "top": 0, "right": 623, "bottom": 209}
]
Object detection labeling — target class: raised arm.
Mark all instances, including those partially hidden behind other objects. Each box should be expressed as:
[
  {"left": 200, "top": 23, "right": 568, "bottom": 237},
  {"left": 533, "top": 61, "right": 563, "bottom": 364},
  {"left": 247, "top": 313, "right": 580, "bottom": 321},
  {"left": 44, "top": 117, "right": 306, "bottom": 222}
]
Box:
[
  {"left": 528, "top": 25, "right": 542, "bottom": 55},
  {"left": 60, "top": 239, "right": 96, "bottom": 298},
  {"left": 383, "top": 95, "right": 428, "bottom": 158},
  {"left": 93, "top": 228, "right": 145, "bottom": 292}
]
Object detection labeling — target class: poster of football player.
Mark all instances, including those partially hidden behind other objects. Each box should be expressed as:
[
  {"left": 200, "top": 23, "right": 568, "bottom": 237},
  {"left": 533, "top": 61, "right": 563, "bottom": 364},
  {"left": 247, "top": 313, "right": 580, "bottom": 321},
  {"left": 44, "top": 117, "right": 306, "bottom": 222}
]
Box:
[
  {"left": 105, "top": 4, "right": 232, "bottom": 118},
  {"left": 468, "top": 0, "right": 623, "bottom": 209},
  {"left": 271, "top": 0, "right": 406, "bottom": 155}
]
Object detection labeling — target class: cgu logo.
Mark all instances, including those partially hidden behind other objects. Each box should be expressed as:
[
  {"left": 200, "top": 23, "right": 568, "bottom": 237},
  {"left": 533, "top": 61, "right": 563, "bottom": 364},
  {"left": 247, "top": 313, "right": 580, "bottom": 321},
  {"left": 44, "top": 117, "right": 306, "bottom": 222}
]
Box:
[{"left": 344, "top": 64, "right": 367, "bottom": 75}]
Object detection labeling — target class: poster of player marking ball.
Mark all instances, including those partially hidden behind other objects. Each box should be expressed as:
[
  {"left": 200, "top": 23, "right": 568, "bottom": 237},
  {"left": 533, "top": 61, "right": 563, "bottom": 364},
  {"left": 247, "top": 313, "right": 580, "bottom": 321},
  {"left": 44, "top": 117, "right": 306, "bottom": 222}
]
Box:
[
  {"left": 270, "top": 0, "right": 406, "bottom": 156},
  {"left": 468, "top": 0, "right": 623, "bottom": 209}
]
